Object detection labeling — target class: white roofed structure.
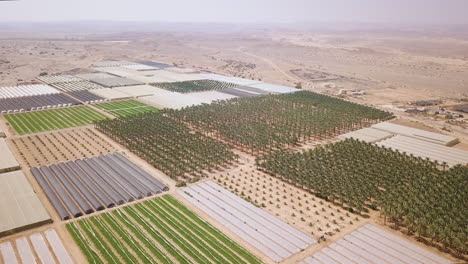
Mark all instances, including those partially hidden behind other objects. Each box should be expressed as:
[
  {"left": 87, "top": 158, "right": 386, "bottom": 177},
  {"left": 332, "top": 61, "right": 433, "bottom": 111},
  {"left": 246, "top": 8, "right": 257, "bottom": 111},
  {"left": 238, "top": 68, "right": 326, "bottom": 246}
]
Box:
[
  {"left": 0, "top": 139, "right": 20, "bottom": 173},
  {"left": 338, "top": 128, "right": 394, "bottom": 143}
]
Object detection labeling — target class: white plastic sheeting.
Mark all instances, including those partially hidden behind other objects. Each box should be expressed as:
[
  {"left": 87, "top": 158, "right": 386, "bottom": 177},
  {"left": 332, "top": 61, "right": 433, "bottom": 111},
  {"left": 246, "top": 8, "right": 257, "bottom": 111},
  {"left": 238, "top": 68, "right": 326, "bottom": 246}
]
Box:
[
  {"left": 93, "top": 67, "right": 141, "bottom": 77},
  {"left": 89, "top": 88, "right": 133, "bottom": 100},
  {"left": 0, "top": 171, "right": 51, "bottom": 235},
  {"left": 37, "top": 75, "right": 83, "bottom": 84},
  {"left": 0, "top": 85, "right": 59, "bottom": 99},
  {"left": 166, "top": 67, "right": 199, "bottom": 74},
  {"left": 0, "top": 242, "right": 18, "bottom": 264},
  {"left": 45, "top": 229, "right": 74, "bottom": 264},
  {"left": 338, "top": 127, "right": 394, "bottom": 143},
  {"left": 76, "top": 73, "right": 116, "bottom": 81},
  {"left": 376, "top": 135, "right": 468, "bottom": 167},
  {"left": 0, "top": 139, "right": 20, "bottom": 173},
  {"left": 148, "top": 70, "right": 206, "bottom": 82},
  {"left": 93, "top": 60, "right": 137, "bottom": 67},
  {"left": 127, "top": 75, "right": 177, "bottom": 84},
  {"left": 249, "top": 83, "right": 301, "bottom": 94},
  {"left": 185, "top": 91, "right": 238, "bottom": 104},
  {"left": 138, "top": 87, "right": 207, "bottom": 109},
  {"left": 195, "top": 73, "right": 263, "bottom": 86},
  {"left": 372, "top": 122, "right": 458, "bottom": 146},
  {"left": 178, "top": 181, "right": 316, "bottom": 263},
  {"left": 15, "top": 237, "right": 36, "bottom": 264},
  {"left": 122, "top": 64, "right": 159, "bottom": 71},
  {"left": 30, "top": 233, "right": 56, "bottom": 264},
  {"left": 51, "top": 81, "right": 104, "bottom": 92},
  {"left": 0, "top": 124, "right": 5, "bottom": 138},
  {"left": 297, "top": 224, "right": 452, "bottom": 264},
  {"left": 113, "top": 85, "right": 161, "bottom": 98}
]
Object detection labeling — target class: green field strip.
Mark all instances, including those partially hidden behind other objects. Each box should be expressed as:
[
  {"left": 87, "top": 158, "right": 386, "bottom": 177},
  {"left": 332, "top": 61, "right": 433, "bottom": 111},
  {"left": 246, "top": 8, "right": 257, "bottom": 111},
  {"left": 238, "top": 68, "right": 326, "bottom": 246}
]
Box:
[
  {"left": 134, "top": 203, "right": 210, "bottom": 264},
  {"left": 123, "top": 206, "right": 191, "bottom": 264},
  {"left": 101, "top": 213, "right": 156, "bottom": 264},
  {"left": 96, "top": 100, "right": 159, "bottom": 118},
  {"left": 111, "top": 210, "right": 170, "bottom": 264},
  {"left": 162, "top": 195, "right": 262, "bottom": 264},
  {"left": 150, "top": 199, "right": 242, "bottom": 264},
  {"left": 91, "top": 216, "right": 139, "bottom": 264},
  {"left": 4, "top": 106, "right": 108, "bottom": 134},
  {"left": 153, "top": 198, "right": 246, "bottom": 264},
  {"left": 66, "top": 223, "right": 104, "bottom": 264},
  {"left": 143, "top": 201, "right": 226, "bottom": 263},
  {"left": 79, "top": 219, "right": 122, "bottom": 264}
]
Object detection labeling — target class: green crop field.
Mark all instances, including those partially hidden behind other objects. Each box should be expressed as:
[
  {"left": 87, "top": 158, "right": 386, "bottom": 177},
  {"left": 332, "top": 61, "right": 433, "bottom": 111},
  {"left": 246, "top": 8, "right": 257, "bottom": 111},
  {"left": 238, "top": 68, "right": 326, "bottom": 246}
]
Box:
[
  {"left": 4, "top": 106, "right": 108, "bottom": 135},
  {"left": 67, "top": 195, "right": 262, "bottom": 264},
  {"left": 96, "top": 100, "right": 159, "bottom": 118},
  {"left": 151, "top": 79, "right": 238, "bottom": 93}
]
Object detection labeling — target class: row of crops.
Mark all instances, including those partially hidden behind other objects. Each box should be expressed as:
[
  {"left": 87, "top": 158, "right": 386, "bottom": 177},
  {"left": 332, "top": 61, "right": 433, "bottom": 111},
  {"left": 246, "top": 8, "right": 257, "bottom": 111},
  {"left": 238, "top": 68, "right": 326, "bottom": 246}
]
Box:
[
  {"left": 67, "top": 195, "right": 262, "bottom": 264},
  {"left": 96, "top": 113, "right": 238, "bottom": 180},
  {"left": 4, "top": 106, "right": 108, "bottom": 135},
  {"left": 169, "top": 91, "right": 394, "bottom": 153},
  {"left": 96, "top": 100, "right": 159, "bottom": 118},
  {"left": 256, "top": 139, "right": 467, "bottom": 255},
  {"left": 152, "top": 80, "right": 238, "bottom": 93}
]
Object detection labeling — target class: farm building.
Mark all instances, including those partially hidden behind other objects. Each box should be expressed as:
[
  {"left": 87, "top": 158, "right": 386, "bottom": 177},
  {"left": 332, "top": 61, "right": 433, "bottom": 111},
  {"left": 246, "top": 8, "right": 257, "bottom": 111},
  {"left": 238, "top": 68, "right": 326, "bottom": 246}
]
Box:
[
  {"left": 92, "top": 60, "right": 137, "bottom": 67},
  {"left": 372, "top": 122, "right": 459, "bottom": 146},
  {"left": 298, "top": 224, "right": 451, "bottom": 264},
  {"left": 113, "top": 84, "right": 161, "bottom": 97},
  {"left": 93, "top": 66, "right": 141, "bottom": 77},
  {"left": 0, "top": 229, "right": 74, "bottom": 264},
  {"left": 0, "top": 84, "right": 59, "bottom": 99},
  {"left": 376, "top": 135, "right": 468, "bottom": 167},
  {"left": 178, "top": 181, "right": 316, "bottom": 263},
  {"left": 138, "top": 60, "right": 172, "bottom": 68},
  {"left": 0, "top": 139, "right": 20, "bottom": 173},
  {"left": 338, "top": 127, "right": 394, "bottom": 143},
  {"left": 0, "top": 170, "right": 51, "bottom": 236},
  {"left": 138, "top": 87, "right": 207, "bottom": 109},
  {"left": 89, "top": 88, "right": 133, "bottom": 100},
  {"left": 186, "top": 90, "right": 238, "bottom": 104},
  {"left": 249, "top": 82, "right": 301, "bottom": 94},
  {"left": 90, "top": 76, "right": 143, "bottom": 88},
  {"left": 37, "top": 74, "right": 83, "bottom": 84},
  {"left": 196, "top": 73, "right": 263, "bottom": 86},
  {"left": 121, "top": 64, "right": 159, "bottom": 71},
  {"left": 144, "top": 70, "right": 205, "bottom": 82}
]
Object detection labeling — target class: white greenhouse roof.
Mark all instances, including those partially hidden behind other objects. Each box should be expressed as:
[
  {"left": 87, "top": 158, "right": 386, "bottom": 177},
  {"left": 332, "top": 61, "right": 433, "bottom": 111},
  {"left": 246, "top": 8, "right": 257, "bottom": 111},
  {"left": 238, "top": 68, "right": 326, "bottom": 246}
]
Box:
[
  {"left": 148, "top": 70, "right": 205, "bottom": 82},
  {"left": 0, "top": 85, "right": 59, "bottom": 99},
  {"left": 0, "top": 171, "right": 51, "bottom": 235},
  {"left": 90, "top": 88, "right": 134, "bottom": 100},
  {"left": 376, "top": 135, "right": 468, "bottom": 167},
  {"left": 76, "top": 72, "right": 116, "bottom": 81},
  {"left": 165, "top": 67, "right": 199, "bottom": 74},
  {"left": 249, "top": 83, "right": 301, "bottom": 94},
  {"left": 122, "top": 64, "right": 159, "bottom": 71},
  {"left": 127, "top": 75, "right": 177, "bottom": 84},
  {"left": 37, "top": 75, "right": 83, "bottom": 84},
  {"left": 93, "top": 60, "right": 137, "bottom": 67},
  {"left": 372, "top": 122, "right": 458, "bottom": 146},
  {"left": 93, "top": 67, "right": 141, "bottom": 77},
  {"left": 338, "top": 128, "right": 393, "bottom": 143},
  {"left": 114, "top": 85, "right": 161, "bottom": 97},
  {"left": 0, "top": 139, "right": 20, "bottom": 173},
  {"left": 138, "top": 87, "right": 206, "bottom": 109},
  {"left": 195, "top": 73, "right": 263, "bottom": 86},
  {"left": 186, "top": 91, "right": 238, "bottom": 104}
]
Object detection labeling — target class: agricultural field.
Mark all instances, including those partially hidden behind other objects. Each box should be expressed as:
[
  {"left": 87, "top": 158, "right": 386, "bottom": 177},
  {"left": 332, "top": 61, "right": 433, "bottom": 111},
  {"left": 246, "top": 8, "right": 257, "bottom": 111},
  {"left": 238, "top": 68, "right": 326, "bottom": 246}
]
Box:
[
  {"left": 96, "top": 100, "right": 159, "bottom": 118},
  {"left": 4, "top": 106, "right": 108, "bottom": 135},
  {"left": 152, "top": 79, "right": 238, "bottom": 93},
  {"left": 170, "top": 91, "right": 394, "bottom": 153},
  {"left": 9, "top": 128, "right": 117, "bottom": 167},
  {"left": 96, "top": 113, "right": 238, "bottom": 181},
  {"left": 178, "top": 181, "right": 316, "bottom": 263},
  {"left": 213, "top": 161, "right": 361, "bottom": 240},
  {"left": 299, "top": 224, "right": 452, "bottom": 264},
  {"left": 0, "top": 229, "right": 74, "bottom": 264},
  {"left": 257, "top": 139, "right": 468, "bottom": 255},
  {"left": 67, "top": 195, "right": 262, "bottom": 264},
  {"left": 31, "top": 153, "right": 167, "bottom": 220}
]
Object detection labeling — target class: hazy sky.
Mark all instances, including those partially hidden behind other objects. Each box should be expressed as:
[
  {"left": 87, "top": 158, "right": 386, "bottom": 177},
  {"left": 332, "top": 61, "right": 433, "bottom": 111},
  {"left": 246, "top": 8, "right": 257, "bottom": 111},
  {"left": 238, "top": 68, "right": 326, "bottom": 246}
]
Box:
[{"left": 0, "top": 0, "right": 467, "bottom": 24}]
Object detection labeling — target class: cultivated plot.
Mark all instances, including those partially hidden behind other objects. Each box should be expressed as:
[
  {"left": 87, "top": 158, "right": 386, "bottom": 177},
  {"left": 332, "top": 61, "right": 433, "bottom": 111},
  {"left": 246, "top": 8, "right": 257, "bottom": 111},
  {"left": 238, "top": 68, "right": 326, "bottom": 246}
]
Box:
[
  {"left": 37, "top": 74, "right": 83, "bottom": 84},
  {"left": 0, "top": 94, "right": 81, "bottom": 113},
  {"left": 0, "top": 229, "right": 74, "bottom": 264},
  {"left": 66, "top": 90, "right": 106, "bottom": 104},
  {"left": 0, "top": 85, "right": 59, "bottom": 99},
  {"left": 51, "top": 80, "right": 104, "bottom": 92},
  {"left": 178, "top": 181, "right": 316, "bottom": 263},
  {"left": 96, "top": 113, "right": 238, "bottom": 180},
  {"left": 96, "top": 100, "right": 159, "bottom": 118},
  {"left": 0, "top": 170, "right": 51, "bottom": 236},
  {"left": 298, "top": 224, "right": 452, "bottom": 264},
  {"left": 67, "top": 194, "right": 262, "bottom": 264},
  {"left": 4, "top": 106, "right": 108, "bottom": 135},
  {"left": 171, "top": 91, "right": 393, "bottom": 153},
  {"left": 31, "top": 152, "right": 168, "bottom": 220},
  {"left": 257, "top": 139, "right": 467, "bottom": 254},
  {"left": 152, "top": 79, "right": 238, "bottom": 93},
  {"left": 9, "top": 128, "right": 117, "bottom": 167}
]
